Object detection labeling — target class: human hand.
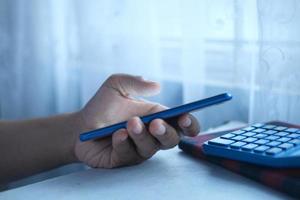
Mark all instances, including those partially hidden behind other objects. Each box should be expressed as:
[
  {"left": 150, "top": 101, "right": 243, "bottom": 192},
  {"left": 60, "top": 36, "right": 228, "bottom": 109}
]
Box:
[{"left": 74, "top": 74, "right": 200, "bottom": 168}]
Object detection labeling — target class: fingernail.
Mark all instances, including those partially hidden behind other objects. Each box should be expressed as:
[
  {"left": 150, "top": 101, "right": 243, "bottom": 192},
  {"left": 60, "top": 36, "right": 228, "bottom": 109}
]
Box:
[
  {"left": 140, "top": 76, "right": 157, "bottom": 84},
  {"left": 120, "top": 131, "right": 128, "bottom": 141},
  {"left": 155, "top": 124, "right": 166, "bottom": 135},
  {"left": 181, "top": 117, "right": 192, "bottom": 128},
  {"left": 132, "top": 123, "right": 142, "bottom": 135}
]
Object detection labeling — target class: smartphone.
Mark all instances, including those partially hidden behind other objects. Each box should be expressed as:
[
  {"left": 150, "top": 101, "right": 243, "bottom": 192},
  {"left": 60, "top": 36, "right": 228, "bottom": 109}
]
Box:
[{"left": 79, "top": 93, "right": 232, "bottom": 142}]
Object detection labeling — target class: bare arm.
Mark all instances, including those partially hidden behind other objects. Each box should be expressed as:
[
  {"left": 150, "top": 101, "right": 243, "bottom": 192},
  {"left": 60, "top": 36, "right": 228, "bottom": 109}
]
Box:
[
  {"left": 0, "top": 113, "right": 80, "bottom": 184},
  {"left": 0, "top": 74, "right": 200, "bottom": 185}
]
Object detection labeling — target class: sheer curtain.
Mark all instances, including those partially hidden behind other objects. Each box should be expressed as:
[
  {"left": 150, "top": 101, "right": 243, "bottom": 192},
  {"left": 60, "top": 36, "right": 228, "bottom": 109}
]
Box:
[
  {"left": 1, "top": 0, "right": 300, "bottom": 130},
  {"left": 1, "top": 0, "right": 300, "bottom": 189}
]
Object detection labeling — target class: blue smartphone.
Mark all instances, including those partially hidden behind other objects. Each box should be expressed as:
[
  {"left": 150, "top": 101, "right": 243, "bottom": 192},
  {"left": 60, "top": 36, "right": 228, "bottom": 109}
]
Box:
[{"left": 79, "top": 93, "right": 232, "bottom": 142}]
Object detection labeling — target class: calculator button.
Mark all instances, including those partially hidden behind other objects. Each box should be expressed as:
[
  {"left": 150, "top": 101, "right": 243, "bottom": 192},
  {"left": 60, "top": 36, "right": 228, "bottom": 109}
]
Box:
[
  {"left": 253, "top": 128, "right": 266, "bottom": 133},
  {"left": 242, "top": 143, "right": 258, "bottom": 151},
  {"left": 274, "top": 126, "right": 288, "bottom": 131},
  {"left": 278, "top": 143, "right": 294, "bottom": 150},
  {"left": 243, "top": 127, "right": 255, "bottom": 131},
  {"left": 231, "top": 130, "right": 245, "bottom": 135},
  {"left": 252, "top": 123, "right": 264, "bottom": 128},
  {"left": 254, "top": 145, "right": 270, "bottom": 153},
  {"left": 266, "top": 147, "right": 283, "bottom": 155},
  {"left": 274, "top": 132, "right": 289, "bottom": 137},
  {"left": 263, "top": 125, "right": 277, "bottom": 129},
  {"left": 267, "top": 141, "right": 281, "bottom": 147},
  {"left": 289, "top": 139, "right": 300, "bottom": 145},
  {"left": 243, "top": 132, "right": 257, "bottom": 137},
  {"left": 263, "top": 130, "right": 278, "bottom": 135},
  {"left": 208, "top": 138, "right": 235, "bottom": 146},
  {"left": 254, "top": 133, "right": 267, "bottom": 139},
  {"left": 221, "top": 133, "right": 236, "bottom": 139},
  {"left": 287, "top": 133, "right": 300, "bottom": 139},
  {"left": 232, "top": 135, "right": 246, "bottom": 141},
  {"left": 254, "top": 139, "right": 269, "bottom": 145},
  {"left": 285, "top": 128, "right": 299, "bottom": 133},
  {"left": 265, "top": 135, "right": 280, "bottom": 140},
  {"left": 277, "top": 137, "right": 291, "bottom": 143},
  {"left": 243, "top": 137, "right": 257, "bottom": 143},
  {"left": 230, "top": 141, "right": 247, "bottom": 149}
]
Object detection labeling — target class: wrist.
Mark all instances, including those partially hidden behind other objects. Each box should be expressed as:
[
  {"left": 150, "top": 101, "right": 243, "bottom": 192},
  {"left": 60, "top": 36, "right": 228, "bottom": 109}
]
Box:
[
  {"left": 64, "top": 111, "right": 83, "bottom": 163},
  {"left": 67, "top": 110, "right": 107, "bottom": 163}
]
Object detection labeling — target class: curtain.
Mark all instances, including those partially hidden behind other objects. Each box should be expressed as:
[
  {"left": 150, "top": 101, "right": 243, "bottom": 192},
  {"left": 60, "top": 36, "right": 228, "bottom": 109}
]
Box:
[
  {"left": 1, "top": 0, "right": 300, "bottom": 131},
  {"left": 1, "top": 0, "right": 300, "bottom": 189}
]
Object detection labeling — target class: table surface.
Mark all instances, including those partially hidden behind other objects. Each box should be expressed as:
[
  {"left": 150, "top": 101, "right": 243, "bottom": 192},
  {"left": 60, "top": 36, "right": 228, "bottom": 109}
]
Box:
[{"left": 0, "top": 147, "right": 294, "bottom": 200}]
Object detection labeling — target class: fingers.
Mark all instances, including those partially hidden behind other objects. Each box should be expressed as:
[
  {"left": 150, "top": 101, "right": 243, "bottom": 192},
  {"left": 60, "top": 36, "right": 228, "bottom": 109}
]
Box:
[
  {"left": 112, "top": 129, "right": 143, "bottom": 166},
  {"left": 126, "top": 117, "right": 160, "bottom": 159},
  {"left": 112, "top": 114, "right": 200, "bottom": 166},
  {"left": 149, "top": 119, "right": 180, "bottom": 149},
  {"left": 112, "top": 102, "right": 200, "bottom": 167},
  {"left": 105, "top": 74, "right": 161, "bottom": 97},
  {"left": 177, "top": 114, "right": 200, "bottom": 137},
  {"left": 145, "top": 104, "right": 200, "bottom": 137}
]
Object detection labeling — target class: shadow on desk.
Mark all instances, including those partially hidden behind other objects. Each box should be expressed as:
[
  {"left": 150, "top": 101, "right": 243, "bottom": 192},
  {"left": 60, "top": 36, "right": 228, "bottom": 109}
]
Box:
[
  {"left": 1, "top": 163, "right": 89, "bottom": 192},
  {"left": 0, "top": 148, "right": 295, "bottom": 200}
]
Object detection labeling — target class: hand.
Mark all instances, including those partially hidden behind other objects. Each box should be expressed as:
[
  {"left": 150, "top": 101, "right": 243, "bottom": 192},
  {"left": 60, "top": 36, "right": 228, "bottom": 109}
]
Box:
[{"left": 74, "top": 74, "right": 200, "bottom": 168}]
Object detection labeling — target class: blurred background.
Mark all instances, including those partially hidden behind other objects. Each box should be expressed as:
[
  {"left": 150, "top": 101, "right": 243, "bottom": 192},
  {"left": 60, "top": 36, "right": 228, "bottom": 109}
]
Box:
[
  {"left": 1, "top": 0, "right": 300, "bottom": 130},
  {"left": 1, "top": 0, "right": 300, "bottom": 189}
]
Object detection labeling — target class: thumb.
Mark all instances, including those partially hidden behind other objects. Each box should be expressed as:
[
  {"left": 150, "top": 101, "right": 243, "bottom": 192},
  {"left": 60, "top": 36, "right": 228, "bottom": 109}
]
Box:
[{"left": 104, "top": 74, "right": 161, "bottom": 97}]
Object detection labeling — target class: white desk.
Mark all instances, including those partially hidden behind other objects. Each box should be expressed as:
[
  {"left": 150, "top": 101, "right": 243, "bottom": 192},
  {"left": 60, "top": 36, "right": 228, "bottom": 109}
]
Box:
[{"left": 0, "top": 147, "right": 294, "bottom": 200}]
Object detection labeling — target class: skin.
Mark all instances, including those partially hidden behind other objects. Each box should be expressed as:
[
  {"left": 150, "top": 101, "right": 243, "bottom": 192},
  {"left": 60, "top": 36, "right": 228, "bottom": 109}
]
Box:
[{"left": 0, "top": 74, "right": 200, "bottom": 184}]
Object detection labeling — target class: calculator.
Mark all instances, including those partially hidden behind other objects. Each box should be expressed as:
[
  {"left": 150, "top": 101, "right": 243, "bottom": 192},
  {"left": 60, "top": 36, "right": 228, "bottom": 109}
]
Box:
[{"left": 203, "top": 123, "right": 300, "bottom": 168}]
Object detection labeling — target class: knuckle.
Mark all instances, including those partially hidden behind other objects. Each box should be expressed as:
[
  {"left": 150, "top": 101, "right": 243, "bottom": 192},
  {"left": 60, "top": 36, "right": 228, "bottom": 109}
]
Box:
[
  {"left": 195, "top": 124, "right": 201, "bottom": 133},
  {"left": 197, "top": 121, "right": 201, "bottom": 131},
  {"left": 190, "top": 116, "right": 200, "bottom": 130},
  {"left": 190, "top": 122, "right": 200, "bottom": 134},
  {"left": 127, "top": 156, "right": 144, "bottom": 166},
  {"left": 134, "top": 135, "right": 148, "bottom": 144},
  {"left": 114, "top": 152, "right": 140, "bottom": 167},
  {"left": 148, "top": 104, "right": 166, "bottom": 114},
  {"left": 160, "top": 133, "right": 180, "bottom": 149},
  {"left": 138, "top": 147, "right": 158, "bottom": 159},
  {"left": 160, "top": 142, "right": 177, "bottom": 150},
  {"left": 107, "top": 74, "right": 121, "bottom": 84}
]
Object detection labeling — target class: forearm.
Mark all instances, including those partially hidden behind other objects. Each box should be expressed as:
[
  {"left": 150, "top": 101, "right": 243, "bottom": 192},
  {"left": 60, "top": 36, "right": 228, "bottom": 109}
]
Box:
[{"left": 0, "top": 112, "right": 80, "bottom": 184}]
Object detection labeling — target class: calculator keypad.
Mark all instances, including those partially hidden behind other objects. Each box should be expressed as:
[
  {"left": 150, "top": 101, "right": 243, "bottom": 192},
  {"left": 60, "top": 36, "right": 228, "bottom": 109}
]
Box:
[
  {"left": 266, "top": 147, "right": 282, "bottom": 155},
  {"left": 242, "top": 143, "right": 258, "bottom": 151},
  {"left": 230, "top": 141, "right": 246, "bottom": 149},
  {"left": 207, "top": 124, "right": 300, "bottom": 156},
  {"left": 254, "top": 145, "right": 270, "bottom": 153}
]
